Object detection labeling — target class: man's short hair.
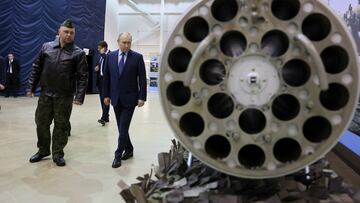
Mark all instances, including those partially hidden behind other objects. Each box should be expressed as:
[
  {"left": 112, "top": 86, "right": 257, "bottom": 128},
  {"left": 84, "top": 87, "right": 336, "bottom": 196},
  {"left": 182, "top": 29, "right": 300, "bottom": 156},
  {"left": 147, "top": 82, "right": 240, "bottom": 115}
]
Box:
[{"left": 97, "top": 41, "right": 108, "bottom": 49}]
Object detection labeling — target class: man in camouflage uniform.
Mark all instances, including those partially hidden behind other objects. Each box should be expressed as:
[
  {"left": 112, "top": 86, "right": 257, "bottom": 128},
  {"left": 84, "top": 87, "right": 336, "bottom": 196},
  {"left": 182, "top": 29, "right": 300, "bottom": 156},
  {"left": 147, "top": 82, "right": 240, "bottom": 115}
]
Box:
[{"left": 27, "top": 19, "right": 88, "bottom": 166}]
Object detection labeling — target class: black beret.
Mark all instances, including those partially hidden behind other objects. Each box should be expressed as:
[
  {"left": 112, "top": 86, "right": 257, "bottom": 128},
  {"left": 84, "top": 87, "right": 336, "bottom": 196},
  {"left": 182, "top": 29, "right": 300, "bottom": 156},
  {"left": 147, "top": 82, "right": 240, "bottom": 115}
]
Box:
[{"left": 61, "top": 19, "right": 74, "bottom": 28}]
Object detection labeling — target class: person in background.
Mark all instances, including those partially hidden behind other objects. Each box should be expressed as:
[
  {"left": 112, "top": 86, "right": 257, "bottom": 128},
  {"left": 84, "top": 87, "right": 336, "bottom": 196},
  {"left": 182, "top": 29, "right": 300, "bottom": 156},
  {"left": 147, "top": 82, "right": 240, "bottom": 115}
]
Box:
[
  {"left": 103, "top": 32, "right": 147, "bottom": 168},
  {"left": 5, "top": 53, "right": 20, "bottom": 97},
  {"left": 0, "top": 55, "right": 5, "bottom": 110},
  {"left": 27, "top": 19, "right": 88, "bottom": 167},
  {"left": 95, "top": 41, "right": 110, "bottom": 126},
  {"left": 0, "top": 55, "right": 5, "bottom": 90}
]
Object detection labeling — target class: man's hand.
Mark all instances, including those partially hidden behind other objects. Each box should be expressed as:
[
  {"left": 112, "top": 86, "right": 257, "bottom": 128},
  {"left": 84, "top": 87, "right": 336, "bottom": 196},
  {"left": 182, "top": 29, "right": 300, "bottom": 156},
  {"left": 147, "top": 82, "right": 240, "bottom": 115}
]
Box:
[
  {"left": 137, "top": 100, "right": 145, "bottom": 107},
  {"left": 95, "top": 65, "right": 99, "bottom": 71},
  {"left": 0, "top": 84, "right": 4, "bottom": 90},
  {"left": 26, "top": 91, "right": 34, "bottom": 97},
  {"left": 73, "top": 100, "right": 83, "bottom": 105},
  {"left": 104, "top": 97, "right": 111, "bottom": 106}
]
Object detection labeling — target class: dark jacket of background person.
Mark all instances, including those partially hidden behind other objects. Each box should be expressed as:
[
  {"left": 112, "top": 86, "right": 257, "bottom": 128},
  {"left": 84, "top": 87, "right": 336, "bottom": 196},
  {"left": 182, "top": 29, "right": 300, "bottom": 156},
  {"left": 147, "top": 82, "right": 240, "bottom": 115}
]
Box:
[
  {"left": 28, "top": 39, "right": 88, "bottom": 103},
  {"left": 5, "top": 55, "right": 20, "bottom": 79},
  {"left": 4, "top": 54, "right": 20, "bottom": 96},
  {"left": 96, "top": 50, "right": 110, "bottom": 87},
  {"left": 0, "top": 56, "right": 5, "bottom": 86}
]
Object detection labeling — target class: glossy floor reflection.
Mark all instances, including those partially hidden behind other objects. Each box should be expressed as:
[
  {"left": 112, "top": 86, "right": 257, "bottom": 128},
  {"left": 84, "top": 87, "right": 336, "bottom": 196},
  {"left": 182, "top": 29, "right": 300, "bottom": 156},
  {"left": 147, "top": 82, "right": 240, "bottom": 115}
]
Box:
[{"left": 0, "top": 93, "right": 174, "bottom": 203}]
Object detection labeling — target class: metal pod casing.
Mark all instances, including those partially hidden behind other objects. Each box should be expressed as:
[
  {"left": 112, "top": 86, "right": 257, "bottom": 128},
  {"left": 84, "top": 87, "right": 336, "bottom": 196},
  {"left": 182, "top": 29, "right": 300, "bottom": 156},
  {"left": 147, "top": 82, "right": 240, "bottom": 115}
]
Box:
[{"left": 159, "top": 0, "right": 360, "bottom": 178}]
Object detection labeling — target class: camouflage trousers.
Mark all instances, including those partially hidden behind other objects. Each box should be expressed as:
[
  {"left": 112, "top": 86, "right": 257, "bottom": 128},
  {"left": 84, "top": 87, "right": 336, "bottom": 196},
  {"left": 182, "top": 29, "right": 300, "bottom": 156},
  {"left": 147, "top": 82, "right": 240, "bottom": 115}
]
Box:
[{"left": 35, "top": 94, "right": 73, "bottom": 159}]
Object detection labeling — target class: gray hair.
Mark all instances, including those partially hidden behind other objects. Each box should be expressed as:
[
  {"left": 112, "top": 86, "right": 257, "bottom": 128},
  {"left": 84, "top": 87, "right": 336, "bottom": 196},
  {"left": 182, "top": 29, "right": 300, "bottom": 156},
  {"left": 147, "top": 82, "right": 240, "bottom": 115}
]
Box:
[{"left": 117, "top": 32, "right": 132, "bottom": 41}]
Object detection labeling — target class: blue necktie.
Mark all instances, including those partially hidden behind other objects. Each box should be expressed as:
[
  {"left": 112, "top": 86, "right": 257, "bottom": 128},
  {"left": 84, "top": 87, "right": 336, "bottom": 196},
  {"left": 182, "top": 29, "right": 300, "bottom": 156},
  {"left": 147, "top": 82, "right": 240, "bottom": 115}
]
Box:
[{"left": 118, "top": 52, "right": 125, "bottom": 76}]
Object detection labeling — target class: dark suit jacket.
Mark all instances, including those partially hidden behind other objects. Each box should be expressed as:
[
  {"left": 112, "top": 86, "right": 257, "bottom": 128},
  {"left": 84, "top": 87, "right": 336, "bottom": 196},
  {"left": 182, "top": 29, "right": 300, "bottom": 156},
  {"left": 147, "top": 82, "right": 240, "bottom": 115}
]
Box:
[
  {"left": 95, "top": 50, "right": 110, "bottom": 86},
  {"left": 5, "top": 58, "right": 20, "bottom": 78},
  {"left": 0, "top": 56, "right": 5, "bottom": 85},
  {"left": 103, "top": 49, "right": 147, "bottom": 107}
]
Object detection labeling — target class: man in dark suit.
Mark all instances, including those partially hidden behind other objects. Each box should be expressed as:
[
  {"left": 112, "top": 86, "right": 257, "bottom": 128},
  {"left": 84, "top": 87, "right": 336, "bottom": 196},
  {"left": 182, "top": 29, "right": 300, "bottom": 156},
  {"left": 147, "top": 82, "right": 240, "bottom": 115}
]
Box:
[
  {"left": 0, "top": 56, "right": 5, "bottom": 89},
  {"left": 0, "top": 56, "right": 5, "bottom": 110},
  {"left": 5, "top": 53, "right": 20, "bottom": 97},
  {"left": 95, "top": 41, "right": 110, "bottom": 126},
  {"left": 103, "top": 32, "right": 147, "bottom": 168}
]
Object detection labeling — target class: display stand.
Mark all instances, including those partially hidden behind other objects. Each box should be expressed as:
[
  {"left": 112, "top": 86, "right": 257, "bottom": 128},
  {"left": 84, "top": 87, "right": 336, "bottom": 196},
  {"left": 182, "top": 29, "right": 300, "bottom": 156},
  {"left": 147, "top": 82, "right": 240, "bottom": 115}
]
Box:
[{"left": 148, "top": 56, "right": 159, "bottom": 93}]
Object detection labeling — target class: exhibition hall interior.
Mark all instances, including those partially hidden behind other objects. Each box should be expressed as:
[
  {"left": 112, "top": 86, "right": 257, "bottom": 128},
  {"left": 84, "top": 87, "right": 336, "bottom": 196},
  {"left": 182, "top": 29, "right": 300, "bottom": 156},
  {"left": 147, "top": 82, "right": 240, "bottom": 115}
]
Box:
[{"left": 0, "top": 0, "right": 359, "bottom": 202}]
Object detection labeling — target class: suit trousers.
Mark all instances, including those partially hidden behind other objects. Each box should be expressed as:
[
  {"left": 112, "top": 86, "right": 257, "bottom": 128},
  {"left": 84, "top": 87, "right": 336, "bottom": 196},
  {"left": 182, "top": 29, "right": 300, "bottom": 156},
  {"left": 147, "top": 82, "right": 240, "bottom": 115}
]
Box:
[
  {"left": 35, "top": 95, "right": 73, "bottom": 159},
  {"left": 113, "top": 104, "right": 135, "bottom": 159},
  {"left": 97, "top": 77, "right": 109, "bottom": 121},
  {"left": 5, "top": 73, "right": 19, "bottom": 96}
]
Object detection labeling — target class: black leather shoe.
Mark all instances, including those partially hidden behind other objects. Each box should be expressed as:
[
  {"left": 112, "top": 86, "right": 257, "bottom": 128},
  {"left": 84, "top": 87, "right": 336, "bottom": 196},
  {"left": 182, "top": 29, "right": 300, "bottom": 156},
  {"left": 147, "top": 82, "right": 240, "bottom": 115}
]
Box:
[
  {"left": 112, "top": 158, "right": 122, "bottom": 168},
  {"left": 97, "top": 119, "right": 105, "bottom": 126},
  {"left": 121, "top": 151, "right": 133, "bottom": 160},
  {"left": 53, "top": 157, "right": 66, "bottom": 166},
  {"left": 29, "top": 152, "right": 50, "bottom": 163}
]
